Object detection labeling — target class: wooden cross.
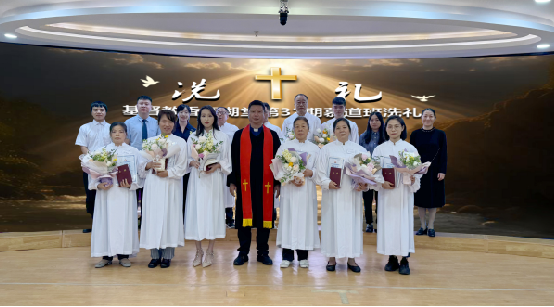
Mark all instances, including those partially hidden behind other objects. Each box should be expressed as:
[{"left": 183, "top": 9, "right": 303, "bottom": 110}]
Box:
[
  {"left": 265, "top": 182, "right": 271, "bottom": 194},
  {"left": 243, "top": 180, "right": 248, "bottom": 191}
]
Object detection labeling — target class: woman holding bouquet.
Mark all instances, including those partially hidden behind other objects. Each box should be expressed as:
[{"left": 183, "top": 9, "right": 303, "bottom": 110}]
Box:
[
  {"left": 371, "top": 115, "right": 421, "bottom": 275},
  {"left": 276, "top": 116, "right": 321, "bottom": 269},
  {"left": 140, "top": 110, "right": 188, "bottom": 269},
  {"left": 410, "top": 108, "right": 447, "bottom": 238},
  {"left": 184, "top": 105, "right": 232, "bottom": 267},
  {"left": 90, "top": 122, "right": 154, "bottom": 268},
  {"left": 314, "top": 118, "right": 370, "bottom": 273}
]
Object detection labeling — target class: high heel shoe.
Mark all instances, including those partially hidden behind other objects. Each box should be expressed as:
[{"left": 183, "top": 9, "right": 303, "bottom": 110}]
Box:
[
  {"left": 202, "top": 252, "right": 214, "bottom": 268},
  {"left": 193, "top": 249, "right": 204, "bottom": 267}
]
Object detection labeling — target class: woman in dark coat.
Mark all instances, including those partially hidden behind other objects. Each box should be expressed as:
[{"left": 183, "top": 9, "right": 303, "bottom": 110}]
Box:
[
  {"left": 172, "top": 104, "right": 196, "bottom": 218},
  {"left": 409, "top": 108, "right": 447, "bottom": 238},
  {"left": 359, "top": 111, "right": 385, "bottom": 233}
]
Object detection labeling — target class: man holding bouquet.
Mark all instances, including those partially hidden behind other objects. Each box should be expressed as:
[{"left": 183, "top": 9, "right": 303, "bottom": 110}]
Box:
[
  {"left": 76, "top": 101, "right": 111, "bottom": 233},
  {"left": 229, "top": 100, "right": 281, "bottom": 265}
]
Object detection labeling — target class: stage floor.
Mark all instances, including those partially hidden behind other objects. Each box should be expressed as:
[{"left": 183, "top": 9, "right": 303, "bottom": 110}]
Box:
[{"left": 1, "top": 242, "right": 554, "bottom": 305}]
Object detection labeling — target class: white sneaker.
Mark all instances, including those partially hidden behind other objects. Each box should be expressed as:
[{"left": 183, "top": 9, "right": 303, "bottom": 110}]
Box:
[
  {"left": 280, "top": 260, "right": 291, "bottom": 268},
  {"left": 299, "top": 260, "right": 309, "bottom": 268}
]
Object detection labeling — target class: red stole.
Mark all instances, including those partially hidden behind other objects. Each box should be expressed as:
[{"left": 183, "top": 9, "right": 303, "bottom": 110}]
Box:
[{"left": 239, "top": 124, "right": 274, "bottom": 228}]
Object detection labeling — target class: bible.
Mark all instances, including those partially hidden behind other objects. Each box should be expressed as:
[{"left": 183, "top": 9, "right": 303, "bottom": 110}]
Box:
[
  {"left": 327, "top": 157, "right": 345, "bottom": 188},
  {"left": 117, "top": 164, "right": 133, "bottom": 185},
  {"left": 382, "top": 168, "right": 395, "bottom": 187}
]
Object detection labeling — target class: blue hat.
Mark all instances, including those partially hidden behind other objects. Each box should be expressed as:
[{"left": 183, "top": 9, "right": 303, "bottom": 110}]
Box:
[{"left": 332, "top": 97, "right": 346, "bottom": 105}]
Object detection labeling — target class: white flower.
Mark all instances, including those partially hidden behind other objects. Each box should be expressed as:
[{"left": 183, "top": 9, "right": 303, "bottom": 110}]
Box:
[
  {"left": 316, "top": 129, "right": 321, "bottom": 133},
  {"left": 322, "top": 134, "right": 327, "bottom": 138},
  {"left": 151, "top": 144, "right": 159, "bottom": 150},
  {"left": 198, "top": 136, "right": 207, "bottom": 143},
  {"left": 195, "top": 144, "right": 201, "bottom": 149},
  {"left": 290, "top": 157, "right": 296, "bottom": 163},
  {"left": 413, "top": 161, "right": 420, "bottom": 166},
  {"left": 293, "top": 164, "right": 299, "bottom": 171},
  {"left": 360, "top": 164, "right": 368, "bottom": 169}
]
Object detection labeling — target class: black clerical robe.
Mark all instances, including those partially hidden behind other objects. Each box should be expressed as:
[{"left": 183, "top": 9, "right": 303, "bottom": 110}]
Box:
[
  {"left": 410, "top": 128, "right": 448, "bottom": 208},
  {"left": 228, "top": 127, "right": 281, "bottom": 229}
]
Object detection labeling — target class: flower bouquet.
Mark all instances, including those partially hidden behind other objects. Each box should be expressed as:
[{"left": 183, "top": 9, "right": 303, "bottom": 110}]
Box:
[
  {"left": 345, "top": 153, "right": 384, "bottom": 190},
  {"left": 283, "top": 127, "right": 296, "bottom": 141},
  {"left": 313, "top": 128, "right": 335, "bottom": 148},
  {"left": 390, "top": 149, "right": 431, "bottom": 185},
  {"left": 80, "top": 148, "right": 118, "bottom": 185},
  {"left": 140, "top": 135, "right": 179, "bottom": 172},
  {"left": 270, "top": 148, "right": 308, "bottom": 186},
  {"left": 190, "top": 131, "right": 223, "bottom": 176}
]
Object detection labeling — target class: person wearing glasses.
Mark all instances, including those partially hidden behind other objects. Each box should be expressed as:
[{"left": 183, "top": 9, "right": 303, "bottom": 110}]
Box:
[{"left": 281, "top": 94, "right": 322, "bottom": 142}]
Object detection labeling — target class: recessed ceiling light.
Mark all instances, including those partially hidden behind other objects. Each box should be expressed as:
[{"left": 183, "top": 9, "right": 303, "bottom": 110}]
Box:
[
  {"left": 4, "top": 33, "right": 17, "bottom": 39},
  {"left": 535, "top": 0, "right": 551, "bottom": 3},
  {"left": 537, "top": 44, "right": 550, "bottom": 49}
]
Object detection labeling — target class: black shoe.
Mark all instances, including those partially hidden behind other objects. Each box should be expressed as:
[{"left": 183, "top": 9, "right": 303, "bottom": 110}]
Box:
[
  {"left": 384, "top": 255, "right": 399, "bottom": 272},
  {"left": 148, "top": 258, "right": 160, "bottom": 268},
  {"left": 257, "top": 254, "right": 273, "bottom": 265},
  {"left": 233, "top": 254, "right": 249, "bottom": 265},
  {"left": 399, "top": 257, "right": 410, "bottom": 275},
  {"left": 160, "top": 259, "right": 171, "bottom": 268},
  {"left": 428, "top": 229, "right": 436, "bottom": 237},
  {"left": 415, "top": 227, "right": 428, "bottom": 236},
  {"left": 365, "top": 224, "right": 373, "bottom": 233},
  {"left": 83, "top": 229, "right": 91, "bottom": 233},
  {"left": 226, "top": 221, "right": 235, "bottom": 228},
  {"left": 347, "top": 263, "right": 361, "bottom": 273},
  {"left": 326, "top": 262, "right": 336, "bottom": 272},
  {"left": 374, "top": 228, "right": 377, "bottom": 233}
]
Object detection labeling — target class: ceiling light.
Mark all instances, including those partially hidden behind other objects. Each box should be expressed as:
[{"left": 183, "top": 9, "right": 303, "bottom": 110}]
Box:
[
  {"left": 537, "top": 44, "right": 550, "bottom": 49},
  {"left": 535, "top": 0, "right": 551, "bottom": 3},
  {"left": 4, "top": 33, "right": 17, "bottom": 39}
]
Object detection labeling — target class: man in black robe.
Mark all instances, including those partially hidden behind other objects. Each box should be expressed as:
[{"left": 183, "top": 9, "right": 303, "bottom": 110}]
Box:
[{"left": 228, "top": 100, "right": 281, "bottom": 265}]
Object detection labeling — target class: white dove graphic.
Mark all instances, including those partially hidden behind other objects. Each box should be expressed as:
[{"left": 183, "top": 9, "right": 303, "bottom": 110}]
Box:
[
  {"left": 411, "top": 95, "right": 435, "bottom": 102},
  {"left": 141, "top": 76, "right": 159, "bottom": 87}
]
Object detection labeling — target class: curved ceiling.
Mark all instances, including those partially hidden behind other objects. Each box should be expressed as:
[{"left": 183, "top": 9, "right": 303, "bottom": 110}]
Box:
[{"left": 0, "top": 0, "right": 553, "bottom": 58}]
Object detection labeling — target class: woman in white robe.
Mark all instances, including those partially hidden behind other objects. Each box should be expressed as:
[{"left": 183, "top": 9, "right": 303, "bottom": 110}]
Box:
[
  {"left": 276, "top": 116, "right": 321, "bottom": 269},
  {"left": 140, "top": 110, "right": 188, "bottom": 269},
  {"left": 315, "top": 118, "right": 370, "bottom": 273},
  {"left": 185, "top": 106, "right": 232, "bottom": 268},
  {"left": 370, "top": 115, "right": 421, "bottom": 276},
  {"left": 90, "top": 122, "right": 152, "bottom": 268}
]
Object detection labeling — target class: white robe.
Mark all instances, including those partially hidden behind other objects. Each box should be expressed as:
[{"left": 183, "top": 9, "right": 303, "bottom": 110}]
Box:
[
  {"left": 140, "top": 135, "right": 188, "bottom": 250},
  {"left": 371, "top": 140, "right": 421, "bottom": 257},
  {"left": 90, "top": 143, "right": 148, "bottom": 258},
  {"left": 219, "top": 122, "right": 240, "bottom": 209},
  {"left": 281, "top": 112, "right": 322, "bottom": 142},
  {"left": 321, "top": 118, "right": 360, "bottom": 144},
  {"left": 314, "top": 140, "right": 370, "bottom": 258},
  {"left": 184, "top": 129, "right": 232, "bottom": 240},
  {"left": 276, "top": 139, "right": 321, "bottom": 251},
  {"left": 265, "top": 122, "right": 283, "bottom": 138}
]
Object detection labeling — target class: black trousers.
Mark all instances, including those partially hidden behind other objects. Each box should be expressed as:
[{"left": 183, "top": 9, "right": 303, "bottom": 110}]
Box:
[
  {"left": 83, "top": 172, "right": 96, "bottom": 218},
  {"left": 182, "top": 173, "right": 191, "bottom": 219},
  {"left": 225, "top": 208, "right": 234, "bottom": 224},
  {"left": 237, "top": 227, "right": 270, "bottom": 256},
  {"left": 103, "top": 254, "right": 129, "bottom": 261},
  {"left": 282, "top": 248, "right": 308, "bottom": 261},
  {"left": 362, "top": 190, "right": 378, "bottom": 225}
]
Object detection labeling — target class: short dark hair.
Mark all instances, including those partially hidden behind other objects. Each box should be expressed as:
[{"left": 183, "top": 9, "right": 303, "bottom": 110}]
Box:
[
  {"left": 109, "top": 122, "right": 127, "bottom": 134},
  {"left": 422, "top": 108, "right": 436, "bottom": 116},
  {"left": 384, "top": 115, "right": 408, "bottom": 140},
  {"left": 91, "top": 101, "right": 107, "bottom": 112},
  {"left": 294, "top": 94, "right": 308, "bottom": 100},
  {"left": 157, "top": 109, "right": 176, "bottom": 124},
  {"left": 332, "top": 97, "right": 346, "bottom": 106},
  {"left": 176, "top": 104, "right": 191, "bottom": 114},
  {"left": 293, "top": 116, "right": 309, "bottom": 129},
  {"left": 263, "top": 102, "right": 271, "bottom": 111},
  {"left": 217, "top": 107, "right": 229, "bottom": 114},
  {"left": 333, "top": 118, "right": 351, "bottom": 133},
  {"left": 196, "top": 105, "right": 220, "bottom": 136},
  {"left": 137, "top": 96, "right": 153, "bottom": 104},
  {"left": 248, "top": 100, "right": 265, "bottom": 111}
]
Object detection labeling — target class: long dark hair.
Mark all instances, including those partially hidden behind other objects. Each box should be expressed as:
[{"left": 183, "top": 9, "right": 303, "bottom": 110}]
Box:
[
  {"left": 384, "top": 115, "right": 407, "bottom": 140},
  {"left": 196, "top": 105, "right": 219, "bottom": 137},
  {"left": 363, "top": 111, "right": 385, "bottom": 145}
]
